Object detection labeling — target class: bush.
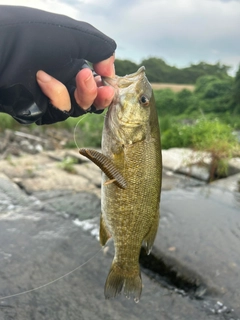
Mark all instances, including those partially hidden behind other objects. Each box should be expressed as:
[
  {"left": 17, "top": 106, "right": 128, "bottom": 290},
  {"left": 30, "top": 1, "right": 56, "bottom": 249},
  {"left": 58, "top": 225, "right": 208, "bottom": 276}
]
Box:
[
  {"left": 194, "top": 75, "right": 233, "bottom": 114},
  {"left": 154, "top": 89, "right": 177, "bottom": 115},
  {"left": 161, "top": 118, "right": 237, "bottom": 149},
  {"left": 161, "top": 118, "right": 240, "bottom": 180}
]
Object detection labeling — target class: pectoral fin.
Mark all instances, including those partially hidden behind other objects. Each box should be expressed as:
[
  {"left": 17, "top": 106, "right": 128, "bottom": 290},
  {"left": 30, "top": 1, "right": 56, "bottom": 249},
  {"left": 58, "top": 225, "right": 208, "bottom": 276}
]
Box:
[
  {"left": 143, "top": 209, "right": 160, "bottom": 255},
  {"left": 79, "top": 148, "right": 127, "bottom": 189},
  {"left": 100, "top": 213, "right": 111, "bottom": 246}
]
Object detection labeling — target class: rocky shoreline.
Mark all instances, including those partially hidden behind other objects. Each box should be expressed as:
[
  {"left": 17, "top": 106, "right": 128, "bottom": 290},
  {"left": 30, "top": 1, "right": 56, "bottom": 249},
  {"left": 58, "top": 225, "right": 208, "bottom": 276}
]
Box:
[{"left": 0, "top": 129, "right": 240, "bottom": 320}]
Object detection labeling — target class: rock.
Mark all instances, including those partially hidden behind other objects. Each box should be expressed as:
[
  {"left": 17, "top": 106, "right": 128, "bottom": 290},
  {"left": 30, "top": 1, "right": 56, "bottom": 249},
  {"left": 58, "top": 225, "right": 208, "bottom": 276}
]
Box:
[
  {"left": 210, "top": 173, "right": 240, "bottom": 192},
  {"left": 0, "top": 186, "right": 233, "bottom": 320},
  {"left": 0, "top": 182, "right": 215, "bottom": 320},
  {"left": 0, "top": 173, "right": 30, "bottom": 211},
  {"left": 153, "top": 186, "right": 240, "bottom": 315},
  {"left": 162, "top": 148, "right": 211, "bottom": 171},
  {"left": 228, "top": 157, "right": 240, "bottom": 176},
  {"left": 162, "top": 148, "right": 240, "bottom": 181},
  {"left": 162, "top": 169, "right": 205, "bottom": 190},
  {"left": 0, "top": 152, "right": 100, "bottom": 197},
  {"left": 20, "top": 139, "right": 37, "bottom": 154},
  {"left": 162, "top": 148, "right": 188, "bottom": 171},
  {"left": 162, "top": 148, "right": 212, "bottom": 181},
  {"left": 34, "top": 190, "right": 101, "bottom": 220},
  {"left": 74, "top": 161, "right": 101, "bottom": 188},
  {"left": 0, "top": 150, "right": 240, "bottom": 319},
  {"left": 177, "top": 163, "right": 210, "bottom": 181}
]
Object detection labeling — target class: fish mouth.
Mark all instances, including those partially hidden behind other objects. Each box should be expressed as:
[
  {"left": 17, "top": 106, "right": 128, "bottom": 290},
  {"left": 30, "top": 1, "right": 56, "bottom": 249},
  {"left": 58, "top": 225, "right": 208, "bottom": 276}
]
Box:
[
  {"left": 103, "top": 66, "right": 146, "bottom": 88},
  {"left": 103, "top": 66, "right": 149, "bottom": 116},
  {"left": 123, "top": 66, "right": 145, "bottom": 79}
]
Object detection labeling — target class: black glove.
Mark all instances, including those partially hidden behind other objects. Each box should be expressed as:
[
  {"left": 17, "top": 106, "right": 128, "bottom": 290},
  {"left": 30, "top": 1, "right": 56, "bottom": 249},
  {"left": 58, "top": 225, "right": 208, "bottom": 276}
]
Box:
[{"left": 0, "top": 5, "right": 116, "bottom": 124}]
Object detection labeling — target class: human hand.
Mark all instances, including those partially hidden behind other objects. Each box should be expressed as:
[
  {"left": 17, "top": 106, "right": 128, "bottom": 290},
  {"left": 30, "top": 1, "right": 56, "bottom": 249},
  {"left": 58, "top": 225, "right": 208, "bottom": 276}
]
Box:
[
  {"left": 0, "top": 6, "right": 116, "bottom": 124},
  {"left": 36, "top": 55, "right": 115, "bottom": 113}
]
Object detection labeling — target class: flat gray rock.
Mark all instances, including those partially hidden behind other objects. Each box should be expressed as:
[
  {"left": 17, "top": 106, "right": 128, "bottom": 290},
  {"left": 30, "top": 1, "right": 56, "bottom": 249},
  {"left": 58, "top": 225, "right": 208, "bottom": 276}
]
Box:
[
  {"left": 211, "top": 173, "right": 240, "bottom": 192},
  {"left": 0, "top": 175, "right": 238, "bottom": 319},
  {"left": 228, "top": 158, "right": 240, "bottom": 176},
  {"left": 153, "top": 185, "right": 240, "bottom": 315},
  {"left": 0, "top": 173, "right": 36, "bottom": 211},
  {"left": 34, "top": 189, "right": 101, "bottom": 220},
  {"left": 0, "top": 205, "right": 216, "bottom": 320}
]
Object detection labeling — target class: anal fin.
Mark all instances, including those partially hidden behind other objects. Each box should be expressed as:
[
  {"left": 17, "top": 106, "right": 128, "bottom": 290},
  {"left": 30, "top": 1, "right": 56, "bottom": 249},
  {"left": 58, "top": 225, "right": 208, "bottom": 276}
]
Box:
[
  {"left": 100, "top": 213, "right": 111, "bottom": 246},
  {"left": 143, "top": 209, "right": 160, "bottom": 255}
]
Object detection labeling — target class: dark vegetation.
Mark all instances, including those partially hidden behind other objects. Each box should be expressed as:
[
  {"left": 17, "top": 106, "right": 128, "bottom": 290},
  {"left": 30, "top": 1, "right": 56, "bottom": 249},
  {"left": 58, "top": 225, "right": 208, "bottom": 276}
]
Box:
[{"left": 115, "top": 57, "right": 231, "bottom": 84}]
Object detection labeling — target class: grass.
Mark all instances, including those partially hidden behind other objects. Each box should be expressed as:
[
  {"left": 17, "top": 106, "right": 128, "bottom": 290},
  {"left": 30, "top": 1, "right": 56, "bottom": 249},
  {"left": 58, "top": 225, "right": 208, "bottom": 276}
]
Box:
[
  {"left": 0, "top": 113, "right": 21, "bottom": 131},
  {"left": 58, "top": 156, "right": 78, "bottom": 174}
]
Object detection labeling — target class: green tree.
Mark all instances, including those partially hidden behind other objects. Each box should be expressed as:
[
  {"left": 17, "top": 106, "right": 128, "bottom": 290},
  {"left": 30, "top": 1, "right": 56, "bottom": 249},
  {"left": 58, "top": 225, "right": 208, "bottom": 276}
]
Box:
[
  {"left": 114, "top": 58, "right": 232, "bottom": 84},
  {"left": 194, "top": 75, "right": 233, "bottom": 113},
  {"left": 230, "top": 65, "right": 240, "bottom": 114},
  {"left": 195, "top": 76, "right": 220, "bottom": 95},
  {"left": 175, "top": 89, "right": 199, "bottom": 114},
  {"left": 154, "top": 89, "right": 177, "bottom": 115},
  {"left": 115, "top": 59, "right": 138, "bottom": 76},
  {"left": 184, "top": 62, "right": 230, "bottom": 79},
  {"left": 141, "top": 57, "right": 173, "bottom": 82}
]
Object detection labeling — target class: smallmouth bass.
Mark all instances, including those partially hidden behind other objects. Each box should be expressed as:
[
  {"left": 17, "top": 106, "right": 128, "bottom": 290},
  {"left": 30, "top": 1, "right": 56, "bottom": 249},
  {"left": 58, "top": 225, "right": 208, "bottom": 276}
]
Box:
[{"left": 79, "top": 67, "right": 162, "bottom": 302}]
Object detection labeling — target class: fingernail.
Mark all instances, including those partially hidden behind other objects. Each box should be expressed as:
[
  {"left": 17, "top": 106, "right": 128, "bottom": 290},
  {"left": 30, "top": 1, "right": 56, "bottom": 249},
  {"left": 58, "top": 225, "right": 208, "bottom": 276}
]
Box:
[
  {"left": 110, "top": 64, "right": 115, "bottom": 78},
  {"left": 84, "top": 75, "right": 95, "bottom": 90},
  {"left": 105, "top": 99, "right": 113, "bottom": 107},
  {"left": 103, "top": 94, "right": 114, "bottom": 108},
  {"left": 36, "top": 70, "right": 52, "bottom": 83}
]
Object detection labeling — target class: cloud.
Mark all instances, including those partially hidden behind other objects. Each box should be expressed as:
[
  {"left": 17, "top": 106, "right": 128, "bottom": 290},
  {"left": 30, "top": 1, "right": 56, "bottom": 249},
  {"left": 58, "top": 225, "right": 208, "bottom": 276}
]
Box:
[
  {"left": 0, "top": 0, "right": 239, "bottom": 74},
  {"left": 80, "top": 0, "right": 240, "bottom": 73},
  {"left": 0, "top": 0, "right": 78, "bottom": 17}
]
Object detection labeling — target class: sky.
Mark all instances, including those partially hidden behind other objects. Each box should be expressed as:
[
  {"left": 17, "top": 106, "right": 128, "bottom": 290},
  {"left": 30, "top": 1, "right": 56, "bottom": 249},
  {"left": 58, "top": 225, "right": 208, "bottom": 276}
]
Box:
[{"left": 1, "top": 0, "right": 240, "bottom": 76}]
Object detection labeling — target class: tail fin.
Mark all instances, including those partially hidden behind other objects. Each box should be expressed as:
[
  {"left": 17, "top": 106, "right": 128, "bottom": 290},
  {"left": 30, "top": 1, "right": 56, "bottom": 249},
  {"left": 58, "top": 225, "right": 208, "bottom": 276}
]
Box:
[{"left": 104, "top": 261, "right": 142, "bottom": 303}]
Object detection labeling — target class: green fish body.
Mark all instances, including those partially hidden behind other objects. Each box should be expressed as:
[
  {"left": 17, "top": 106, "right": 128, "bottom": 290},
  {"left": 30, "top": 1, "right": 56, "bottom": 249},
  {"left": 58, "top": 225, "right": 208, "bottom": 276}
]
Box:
[{"left": 80, "top": 67, "right": 162, "bottom": 302}]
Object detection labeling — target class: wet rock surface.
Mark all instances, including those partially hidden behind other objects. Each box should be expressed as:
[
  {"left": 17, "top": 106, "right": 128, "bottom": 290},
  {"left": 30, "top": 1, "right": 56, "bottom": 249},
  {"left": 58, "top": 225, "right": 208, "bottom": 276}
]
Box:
[
  {"left": 0, "top": 137, "right": 240, "bottom": 319},
  {"left": 154, "top": 187, "right": 240, "bottom": 314},
  {"left": 0, "top": 175, "right": 213, "bottom": 320}
]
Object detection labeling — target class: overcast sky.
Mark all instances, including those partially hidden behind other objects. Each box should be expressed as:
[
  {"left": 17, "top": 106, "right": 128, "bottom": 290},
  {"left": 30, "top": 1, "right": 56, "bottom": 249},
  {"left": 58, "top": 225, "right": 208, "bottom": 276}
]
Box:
[{"left": 1, "top": 0, "right": 240, "bottom": 75}]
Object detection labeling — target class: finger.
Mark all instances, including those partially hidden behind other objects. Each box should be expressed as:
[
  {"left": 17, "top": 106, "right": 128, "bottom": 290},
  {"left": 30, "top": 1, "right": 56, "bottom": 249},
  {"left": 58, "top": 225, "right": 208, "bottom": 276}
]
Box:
[
  {"left": 36, "top": 70, "right": 71, "bottom": 111},
  {"left": 93, "top": 86, "right": 115, "bottom": 110},
  {"left": 74, "top": 68, "right": 98, "bottom": 110},
  {"left": 94, "top": 75, "right": 103, "bottom": 87},
  {"left": 93, "top": 54, "right": 115, "bottom": 78}
]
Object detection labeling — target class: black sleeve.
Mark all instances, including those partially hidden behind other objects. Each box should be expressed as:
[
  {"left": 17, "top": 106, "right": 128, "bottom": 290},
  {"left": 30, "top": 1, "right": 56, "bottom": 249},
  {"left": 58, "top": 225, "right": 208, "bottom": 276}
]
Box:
[{"left": 0, "top": 5, "right": 116, "bottom": 125}]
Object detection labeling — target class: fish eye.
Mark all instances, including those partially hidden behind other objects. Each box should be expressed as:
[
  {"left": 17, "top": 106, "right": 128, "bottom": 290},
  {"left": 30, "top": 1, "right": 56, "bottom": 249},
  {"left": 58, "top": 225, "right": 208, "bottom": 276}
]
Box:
[{"left": 140, "top": 95, "right": 149, "bottom": 106}]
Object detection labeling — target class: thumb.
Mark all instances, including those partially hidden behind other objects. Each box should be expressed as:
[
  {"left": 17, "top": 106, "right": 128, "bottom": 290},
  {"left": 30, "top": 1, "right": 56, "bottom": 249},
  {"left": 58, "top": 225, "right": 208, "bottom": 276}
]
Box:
[{"left": 36, "top": 70, "right": 71, "bottom": 111}]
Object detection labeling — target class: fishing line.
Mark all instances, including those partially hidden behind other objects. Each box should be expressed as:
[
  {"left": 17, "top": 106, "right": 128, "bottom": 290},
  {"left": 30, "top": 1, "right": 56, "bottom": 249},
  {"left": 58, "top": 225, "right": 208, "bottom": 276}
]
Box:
[
  {"left": 73, "top": 112, "right": 106, "bottom": 150},
  {"left": 0, "top": 247, "right": 103, "bottom": 301},
  {"left": 0, "top": 111, "right": 107, "bottom": 301},
  {"left": 73, "top": 114, "right": 89, "bottom": 150}
]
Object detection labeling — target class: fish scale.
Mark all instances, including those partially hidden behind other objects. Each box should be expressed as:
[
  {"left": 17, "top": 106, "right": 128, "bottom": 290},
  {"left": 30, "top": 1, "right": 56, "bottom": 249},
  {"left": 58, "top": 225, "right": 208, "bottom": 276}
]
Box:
[
  {"left": 103, "top": 138, "right": 161, "bottom": 256},
  {"left": 79, "top": 67, "right": 162, "bottom": 302}
]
